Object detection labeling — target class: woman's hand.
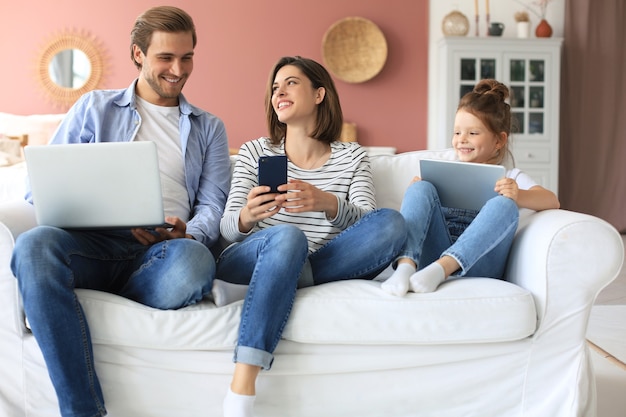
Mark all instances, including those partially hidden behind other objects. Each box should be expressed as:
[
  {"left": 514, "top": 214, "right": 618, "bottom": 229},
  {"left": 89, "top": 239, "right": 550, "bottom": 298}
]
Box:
[
  {"left": 131, "top": 216, "right": 188, "bottom": 245},
  {"left": 495, "top": 177, "right": 519, "bottom": 202},
  {"left": 238, "top": 186, "right": 283, "bottom": 232},
  {"left": 275, "top": 179, "right": 338, "bottom": 219}
]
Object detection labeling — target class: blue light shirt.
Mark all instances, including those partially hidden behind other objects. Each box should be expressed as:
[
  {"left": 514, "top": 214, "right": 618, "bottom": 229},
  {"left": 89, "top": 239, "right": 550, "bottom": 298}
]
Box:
[{"left": 25, "top": 79, "right": 231, "bottom": 248}]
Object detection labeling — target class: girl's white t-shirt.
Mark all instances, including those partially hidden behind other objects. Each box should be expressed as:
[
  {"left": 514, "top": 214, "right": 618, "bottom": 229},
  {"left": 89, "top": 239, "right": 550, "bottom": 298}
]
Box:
[{"left": 507, "top": 168, "right": 537, "bottom": 191}]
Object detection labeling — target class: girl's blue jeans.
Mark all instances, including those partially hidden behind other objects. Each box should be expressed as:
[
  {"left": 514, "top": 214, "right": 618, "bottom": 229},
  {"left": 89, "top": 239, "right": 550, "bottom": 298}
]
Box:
[
  {"left": 11, "top": 227, "right": 215, "bottom": 417},
  {"left": 215, "top": 208, "right": 406, "bottom": 370},
  {"left": 398, "top": 180, "right": 519, "bottom": 278}
]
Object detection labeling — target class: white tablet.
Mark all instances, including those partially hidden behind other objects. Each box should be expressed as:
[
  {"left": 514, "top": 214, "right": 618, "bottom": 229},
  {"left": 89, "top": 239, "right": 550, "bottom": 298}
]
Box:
[{"left": 419, "top": 159, "right": 506, "bottom": 211}]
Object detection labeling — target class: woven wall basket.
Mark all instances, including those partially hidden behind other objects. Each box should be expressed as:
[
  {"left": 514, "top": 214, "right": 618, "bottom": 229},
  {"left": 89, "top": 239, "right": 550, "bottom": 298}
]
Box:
[{"left": 322, "top": 17, "right": 388, "bottom": 83}]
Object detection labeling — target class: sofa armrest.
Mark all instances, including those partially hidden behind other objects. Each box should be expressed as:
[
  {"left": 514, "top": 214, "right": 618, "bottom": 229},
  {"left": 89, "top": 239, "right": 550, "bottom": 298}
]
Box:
[
  {"left": 0, "top": 199, "right": 37, "bottom": 336},
  {"left": 506, "top": 209, "right": 624, "bottom": 332},
  {"left": 0, "top": 199, "right": 37, "bottom": 239}
]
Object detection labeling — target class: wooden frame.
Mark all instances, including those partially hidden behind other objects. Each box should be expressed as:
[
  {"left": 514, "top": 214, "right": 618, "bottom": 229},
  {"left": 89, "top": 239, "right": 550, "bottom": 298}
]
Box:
[{"left": 35, "top": 30, "right": 106, "bottom": 109}]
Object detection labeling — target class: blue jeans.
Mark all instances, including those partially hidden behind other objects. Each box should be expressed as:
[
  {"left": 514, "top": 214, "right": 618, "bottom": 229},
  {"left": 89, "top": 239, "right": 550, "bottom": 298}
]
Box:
[
  {"left": 216, "top": 208, "right": 406, "bottom": 370},
  {"left": 11, "top": 227, "right": 215, "bottom": 417},
  {"left": 398, "top": 181, "right": 519, "bottom": 278}
]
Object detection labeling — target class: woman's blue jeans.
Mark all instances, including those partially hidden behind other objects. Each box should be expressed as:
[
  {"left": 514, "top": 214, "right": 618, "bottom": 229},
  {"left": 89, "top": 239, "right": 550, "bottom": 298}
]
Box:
[
  {"left": 398, "top": 180, "right": 519, "bottom": 278},
  {"left": 10, "top": 227, "right": 215, "bottom": 417},
  {"left": 215, "top": 208, "right": 406, "bottom": 370}
]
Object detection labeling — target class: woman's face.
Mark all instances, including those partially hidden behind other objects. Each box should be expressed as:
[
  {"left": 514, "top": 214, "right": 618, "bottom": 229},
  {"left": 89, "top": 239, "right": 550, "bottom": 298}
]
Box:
[
  {"left": 271, "top": 65, "right": 324, "bottom": 126},
  {"left": 452, "top": 109, "right": 505, "bottom": 164}
]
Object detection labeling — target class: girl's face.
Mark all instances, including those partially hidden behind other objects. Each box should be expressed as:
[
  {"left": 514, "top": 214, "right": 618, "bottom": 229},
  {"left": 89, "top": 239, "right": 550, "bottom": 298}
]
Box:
[
  {"left": 452, "top": 109, "right": 506, "bottom": 164},
  {"left": 271, "top": 65, "right": 325, "bottom": 126}
]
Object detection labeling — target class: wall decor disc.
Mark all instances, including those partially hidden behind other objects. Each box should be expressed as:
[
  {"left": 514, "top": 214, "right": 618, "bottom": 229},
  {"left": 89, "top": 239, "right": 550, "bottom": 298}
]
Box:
[{"left": 322, "top": 17, "right": 388, "bottom": 83}]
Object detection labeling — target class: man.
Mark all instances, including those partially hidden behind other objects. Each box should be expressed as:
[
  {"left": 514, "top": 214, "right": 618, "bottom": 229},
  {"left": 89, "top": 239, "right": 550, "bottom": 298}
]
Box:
[{"left": 10, "top": 6, "right": 230, "bottom": 417}]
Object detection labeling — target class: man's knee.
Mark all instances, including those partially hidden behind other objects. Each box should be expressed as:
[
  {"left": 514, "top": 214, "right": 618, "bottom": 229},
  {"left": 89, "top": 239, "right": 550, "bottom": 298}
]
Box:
[{"left": 155, "top": 240, "right": 215, "bottom": 307}]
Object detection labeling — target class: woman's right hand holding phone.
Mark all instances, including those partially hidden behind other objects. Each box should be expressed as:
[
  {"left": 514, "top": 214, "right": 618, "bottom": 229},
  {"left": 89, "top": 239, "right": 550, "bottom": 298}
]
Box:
[{"left": 238, "top": 185, "right": 283, "bottom": 233}]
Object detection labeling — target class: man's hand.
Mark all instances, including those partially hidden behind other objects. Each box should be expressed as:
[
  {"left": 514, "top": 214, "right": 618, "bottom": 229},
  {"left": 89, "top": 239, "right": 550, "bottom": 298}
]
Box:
[{"left": 131, "top": 216, "right": 189, "bottom": 245}]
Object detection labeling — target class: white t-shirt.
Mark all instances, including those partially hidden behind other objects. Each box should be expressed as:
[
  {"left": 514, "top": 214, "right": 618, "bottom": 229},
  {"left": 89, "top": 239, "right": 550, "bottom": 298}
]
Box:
[
  {"left": 134, "top": 96, "right": 191, "bottom": 221},
  {"left": 506, "top": 167, "right": 537, "bottom": 191}
]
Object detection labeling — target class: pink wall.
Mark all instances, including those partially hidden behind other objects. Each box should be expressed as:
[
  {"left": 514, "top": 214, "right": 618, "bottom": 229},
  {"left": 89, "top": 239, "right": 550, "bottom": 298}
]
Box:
[{"left": 0, "top": 0, "right": 428, "bottom": 153}]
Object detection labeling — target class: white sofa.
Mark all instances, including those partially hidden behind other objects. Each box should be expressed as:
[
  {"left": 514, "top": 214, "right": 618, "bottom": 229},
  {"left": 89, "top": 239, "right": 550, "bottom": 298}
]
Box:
[{"left": 0, "top": 148, "right": 623, "bottom": 417}]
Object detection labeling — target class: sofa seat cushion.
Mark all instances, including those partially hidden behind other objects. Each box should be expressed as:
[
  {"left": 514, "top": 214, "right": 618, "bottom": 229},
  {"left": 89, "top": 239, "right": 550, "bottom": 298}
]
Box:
[
  {"left": 283, "top": 278, "right": 536, "bottom": 344},
  {"left": 77, "top": 276, "right": 536, "bottom": 350}
]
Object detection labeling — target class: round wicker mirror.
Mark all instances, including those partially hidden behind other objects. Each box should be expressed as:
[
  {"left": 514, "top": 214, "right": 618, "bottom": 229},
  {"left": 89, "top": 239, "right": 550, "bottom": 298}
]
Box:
[{"left": 35, "top": 30, "right": 106, "bottom": 109}]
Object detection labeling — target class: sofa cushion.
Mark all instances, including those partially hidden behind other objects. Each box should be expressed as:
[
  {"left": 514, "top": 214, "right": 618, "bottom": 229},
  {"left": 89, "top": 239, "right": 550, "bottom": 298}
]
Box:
[
  {"left": 77, "top": 275, "right": 536, "bottom": 350},
  {"left": 0, "top": 112, "right": 65, "bottom": 146},
  {"left": 370, "top": 148, "right": 456, "bottom": 210},
  {"left": 283, "top": 277, "right": 536, "bottom": 344}
]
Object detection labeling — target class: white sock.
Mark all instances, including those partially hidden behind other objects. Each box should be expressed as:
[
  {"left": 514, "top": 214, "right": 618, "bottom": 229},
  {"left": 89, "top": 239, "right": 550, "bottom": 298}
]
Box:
[
  {"left": 212, "top": 279, "right": 249, "bottom": 307},
  {"left": 223, "top": 388, "right": 255, "bottom": 417},
  {"left": 409, "top": 263, "right": 446, "bottom": 293},
  {"left": 381, "top": 262, "right": 416, "bottom": 296}
]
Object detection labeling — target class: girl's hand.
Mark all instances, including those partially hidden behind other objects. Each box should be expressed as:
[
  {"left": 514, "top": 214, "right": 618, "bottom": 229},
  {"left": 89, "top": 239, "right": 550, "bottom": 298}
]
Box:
[
  {"left": 238, "top": 186, "right": 283, "bottom": 232},
  {"left": 276, "top": 179, "right": 338, "bottom": 219},
  {"left": 495, "top": 177, "right": 519, "bottom": 202},
  {"left": 410, "top": 176, "right": 422, "bottom": 184}
]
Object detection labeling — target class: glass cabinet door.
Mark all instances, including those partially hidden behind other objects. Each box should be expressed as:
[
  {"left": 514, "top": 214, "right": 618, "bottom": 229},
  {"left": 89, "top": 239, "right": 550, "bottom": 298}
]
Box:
[
  {"left": 505, "top": 54, "right": 549, "bottom": 138},
  {"left": 458, "top": 57, "right": 497, "bottom": 100}
]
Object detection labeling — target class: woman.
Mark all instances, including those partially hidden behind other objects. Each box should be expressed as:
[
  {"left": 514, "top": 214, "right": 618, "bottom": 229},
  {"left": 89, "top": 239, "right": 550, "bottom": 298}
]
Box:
[{"left": 215, "top": 56, "right": 406, "bottom": 417}]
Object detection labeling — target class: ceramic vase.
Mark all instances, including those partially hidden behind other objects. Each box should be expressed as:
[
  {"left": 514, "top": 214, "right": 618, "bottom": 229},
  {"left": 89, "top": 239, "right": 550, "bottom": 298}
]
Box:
[
  {"left": 535, "top": 19, "right": 553, "bottom": 38},
  {"left": 517, "top": 22, "right": 530, "bottom": 38}
]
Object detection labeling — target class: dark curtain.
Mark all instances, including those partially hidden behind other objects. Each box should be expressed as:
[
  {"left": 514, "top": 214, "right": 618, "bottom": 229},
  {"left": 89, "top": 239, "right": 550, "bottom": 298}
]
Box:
[{"left": 560, "top": 0, "right": 626, "bottom": 232}]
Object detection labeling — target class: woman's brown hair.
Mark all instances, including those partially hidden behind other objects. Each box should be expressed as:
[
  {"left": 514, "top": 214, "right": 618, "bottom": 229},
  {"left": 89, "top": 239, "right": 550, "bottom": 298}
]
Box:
[{"left": 265, "top": 56, "right": 343, "bottom": 145}]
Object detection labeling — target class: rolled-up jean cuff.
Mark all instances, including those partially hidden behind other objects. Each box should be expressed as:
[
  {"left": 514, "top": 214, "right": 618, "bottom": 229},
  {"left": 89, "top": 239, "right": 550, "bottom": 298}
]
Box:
[{"left": 234, "top": 345, "right": 274, "bottom": 370}]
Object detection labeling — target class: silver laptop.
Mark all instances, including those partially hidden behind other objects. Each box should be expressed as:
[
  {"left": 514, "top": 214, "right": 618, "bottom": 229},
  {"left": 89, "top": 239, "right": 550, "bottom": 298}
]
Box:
[
  {"left": 419, "top": 159, "right": 506, "bottom": 211},
  {"left": 24, "top": 141, "right": 168, "bottom": 229}
]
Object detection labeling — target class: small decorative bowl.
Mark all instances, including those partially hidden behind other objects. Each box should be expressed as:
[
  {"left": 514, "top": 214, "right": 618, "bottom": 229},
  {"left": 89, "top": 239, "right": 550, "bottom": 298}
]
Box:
[{"left": 442, "top": 11, "right": 470, "bottom": 37}]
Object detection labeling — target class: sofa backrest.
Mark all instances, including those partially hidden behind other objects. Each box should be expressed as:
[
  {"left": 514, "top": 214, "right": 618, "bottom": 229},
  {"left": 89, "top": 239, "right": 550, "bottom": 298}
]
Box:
[
  {"left": 229, "top": 148, "right": 457, "bottom": 211},
  {"left": 369, "top": 148, "right": 456, "bottom": 210}
]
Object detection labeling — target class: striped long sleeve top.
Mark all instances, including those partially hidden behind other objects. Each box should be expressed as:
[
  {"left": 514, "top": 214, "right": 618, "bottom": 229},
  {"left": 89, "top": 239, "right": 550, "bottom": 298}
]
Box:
[{"left": 220, "top": 137, "right": 376, "bottom": 253}]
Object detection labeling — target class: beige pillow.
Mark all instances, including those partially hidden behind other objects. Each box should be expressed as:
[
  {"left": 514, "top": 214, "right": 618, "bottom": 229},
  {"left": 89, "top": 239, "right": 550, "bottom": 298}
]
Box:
[
  {"left": 0, "top": 137, "right": 22, "bottom": 158},
  {"left": 0, "top": 112, "right": 66, "bottom": 146},
  {"left": 0, "top": 138, "right": 23, "bottom": 166}
]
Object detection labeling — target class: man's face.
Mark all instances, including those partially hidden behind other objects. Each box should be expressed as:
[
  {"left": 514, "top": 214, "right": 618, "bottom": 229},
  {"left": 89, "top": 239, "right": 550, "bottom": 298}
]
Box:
[{"left": 133, "top": 30, "right": 194, "bottom": 106}]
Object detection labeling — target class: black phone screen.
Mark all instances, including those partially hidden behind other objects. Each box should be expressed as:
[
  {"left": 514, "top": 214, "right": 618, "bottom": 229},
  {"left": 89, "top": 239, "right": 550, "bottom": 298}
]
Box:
[{"left": 258, "top": 155, "right": 287, "bottom": 193}]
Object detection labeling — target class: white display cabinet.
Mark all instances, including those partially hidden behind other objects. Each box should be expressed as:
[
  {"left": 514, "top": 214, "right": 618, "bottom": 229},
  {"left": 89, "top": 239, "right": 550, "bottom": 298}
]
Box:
[{"left": 436, "top": 37, "right": 563, "bottom": 194}]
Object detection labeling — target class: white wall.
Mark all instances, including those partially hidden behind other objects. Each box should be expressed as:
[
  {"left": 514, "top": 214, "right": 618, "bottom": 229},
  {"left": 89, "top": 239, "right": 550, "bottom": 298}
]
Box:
[{"left": 427, "top": 0, "right": 565, "bottom": 149}]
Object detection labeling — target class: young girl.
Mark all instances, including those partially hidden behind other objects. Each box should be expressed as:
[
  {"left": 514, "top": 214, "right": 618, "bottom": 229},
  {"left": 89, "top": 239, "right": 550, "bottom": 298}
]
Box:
[
  {"left": 382, "top": 79, "right": 560, "bottom": 297},
  {"left": 215, "top": 56, "right": 406, "bottom": 417}
]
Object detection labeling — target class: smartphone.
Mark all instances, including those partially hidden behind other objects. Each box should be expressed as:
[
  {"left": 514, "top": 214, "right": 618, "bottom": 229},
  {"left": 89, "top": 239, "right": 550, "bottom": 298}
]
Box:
[{"left": 258, "top": 155, "right": 287, "bottom": 193}]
